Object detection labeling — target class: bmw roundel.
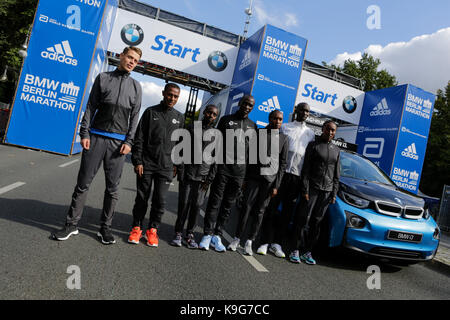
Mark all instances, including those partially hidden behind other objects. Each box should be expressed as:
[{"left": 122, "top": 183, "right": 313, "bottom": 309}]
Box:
[
  {"left": 121, "top": 24, "right": 144, "bottom": 46},
  {"left": 208, "top": 51, "right": 228, "bottom": 72},
  {"left": 342, "top": 95, "right": 357, "bottom": 114}
]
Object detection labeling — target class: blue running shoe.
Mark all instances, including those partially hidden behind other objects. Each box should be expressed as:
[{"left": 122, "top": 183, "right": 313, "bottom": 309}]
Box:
[
  {"left": 210, "top": 235, "right": 226, "bottom": 252},
  {"left": 199, "top": 235, "right": 212, "bottom": 251},
  {"left": 289, "top": 250, "right": 300, "bottom": 264},
  {"left": 300, "top": 251, "right": 316, "bottom": 265}
]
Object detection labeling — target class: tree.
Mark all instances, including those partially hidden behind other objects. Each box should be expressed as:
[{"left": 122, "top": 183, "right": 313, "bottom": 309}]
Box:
[
  {"left": 419, "top": 81, "right": 450, "bottom": 197},
  {"left": 0, "top": 0, "right": 38, "bottom": 103},
  {"left": 323, "top": 53, "right": 398, "bottom": 92}
]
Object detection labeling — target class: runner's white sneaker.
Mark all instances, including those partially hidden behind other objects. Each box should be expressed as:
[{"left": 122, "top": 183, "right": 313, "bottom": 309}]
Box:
[
  {"left": 269, "top": 243, "right": 286, "bottom": 258},
  {"left": 257, "top": 244, "right": 268, "bottom": 255},
  {"left": 228, "top": 237, "right": 240, "bottom": 251}
]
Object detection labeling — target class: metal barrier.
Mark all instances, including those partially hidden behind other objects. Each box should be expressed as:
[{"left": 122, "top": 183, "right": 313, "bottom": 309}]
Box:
[{"left": 437, "top": 185, "right": 450, "bottom": 232}]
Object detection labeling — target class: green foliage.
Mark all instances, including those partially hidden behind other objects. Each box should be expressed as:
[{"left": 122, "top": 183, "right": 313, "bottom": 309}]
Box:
[
  {"left": 420, "top": 81, "right": 450, "bottom": 197},
  {"left": 323, "top": 53, "right": 398, "bottom": 92},
  {"left": 0, "top": 0, "right": 38, "bottom": 103}
]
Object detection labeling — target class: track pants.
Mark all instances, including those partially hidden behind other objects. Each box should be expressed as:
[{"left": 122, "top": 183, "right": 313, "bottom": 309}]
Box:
[
  {"left": 203, "top": 173, "right": 244, "bottom": 236},
  {"left": 259, "top": 173, "right": 302, "bottom": 245},
  {"left": 131, "top": 172, "right": 171, "bottom": 229},
  {"left": 235, "top": 178, "right": 273, "bottom": 241},
  {"left": 295, "top": 187, "right": 332, "bottom": 254},
  {"left": 175, "top": 179, "right": 207, "bottom": 235},
  {"left": 66, "top": 134, "right": 125, "bottom": 229}
]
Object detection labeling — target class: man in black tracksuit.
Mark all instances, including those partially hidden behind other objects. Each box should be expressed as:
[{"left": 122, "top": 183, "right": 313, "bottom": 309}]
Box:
[
  {"left": 199, "top": 95, "right": 257, "bottom": 252},
  {"left": 170, "top": 105, "right": 219, "bottom": 249},
  {"left": 227, "top": 110, "right": 289, "bottom": 255},
  {"left": 290, "top": 120, "right": 340, "bottom": 265},
  {"left": 53, "top": 46, "right": 142, "bottom": 245},
  {"left": 128, "top": 83, "right": 185, "bottom": 247}
]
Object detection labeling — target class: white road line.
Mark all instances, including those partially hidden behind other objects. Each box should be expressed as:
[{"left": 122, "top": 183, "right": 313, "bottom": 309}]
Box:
[
  {"left": 0, "top": 182, "right": 26, "bottom": 195},
  {"left": 199, "top": 209, "right": 269, "bottom": 272},
  {"left": 59, "top": 159, "right": 79, "bottom": 168}
]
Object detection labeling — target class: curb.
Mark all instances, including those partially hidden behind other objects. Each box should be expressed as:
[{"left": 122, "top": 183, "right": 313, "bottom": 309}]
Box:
[{"left": 424, "top": 247, "right": 450, "bottom": 275}]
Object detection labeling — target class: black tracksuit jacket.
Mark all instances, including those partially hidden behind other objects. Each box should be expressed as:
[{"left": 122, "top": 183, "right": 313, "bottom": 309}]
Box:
[
  {"left": 216, "top": 113, "right": 257, "bottom": 178},
  {"left": 131, "top": 102, "right": 185, "bottom": 181},
  {"left": 301, "top": 136, "right": 341, "bottom": 198}
]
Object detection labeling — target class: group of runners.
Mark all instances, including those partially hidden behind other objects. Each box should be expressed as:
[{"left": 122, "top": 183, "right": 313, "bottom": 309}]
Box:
[{"left": 52, "top": 46, "right": 341, "bottom": 266}]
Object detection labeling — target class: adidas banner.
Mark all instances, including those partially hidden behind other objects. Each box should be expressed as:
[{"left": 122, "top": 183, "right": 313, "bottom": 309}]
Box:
[
  {"left": 225, "top": 25, "right": 307, "bottom": 127},
  {"left": 356, "top": 85, "right": 407, "bottom": 174},
  {"left": 390, "top": 85, "right": 435, "bottom": 193},
  {"left": 356, "top": 84, "right": 435, "bottom": 194},
  {"left": 5, "top": 0, "right": 111, "bottom": 154}
]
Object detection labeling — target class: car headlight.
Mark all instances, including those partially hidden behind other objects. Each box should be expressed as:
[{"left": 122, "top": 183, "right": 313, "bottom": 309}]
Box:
[
  {"left": 433, "top": 228, "right": 440, "bottom": 240},
  {"left": 339, "top": 191, "right": 370, "bottom": 209},
  {"left": 423, "top": 208, "right": 430, "bottom": 220},
  {"left": 345, "top": 211, "right": 366, "bottom": 229}
]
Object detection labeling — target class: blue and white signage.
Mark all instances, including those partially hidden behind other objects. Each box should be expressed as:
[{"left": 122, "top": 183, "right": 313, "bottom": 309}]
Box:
[
  {"left": 6, "top": 0, "right": 108, "bottom": 154},
  {"left": 108, "top": 9, "right": 238, "bottom": 85},
  {"left": 224, "top": 25, "right": 307, "bottom": 127},
  {"left": 356, "top": 85, "right": 407, "bottom": 173},
  {"left": 251, "top": 25, "right": 307, "bottom": 127},
  {"left": 390, "top": 85, "right": 435, "bottom": 193},
  {"left": 225, "top": 26, "right": 265, "bottom": 116},
  {"left": 296, "top": 70, "right": 365, "bottom": 125}
]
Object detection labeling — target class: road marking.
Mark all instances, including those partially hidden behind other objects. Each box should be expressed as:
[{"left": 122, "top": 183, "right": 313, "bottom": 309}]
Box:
[
  {"left": 199, "top": 209, "right": 269, "bottom": 272},
  {"left": 59, "top": 159, "right": 79, "bottom": 168},
  {"left": 0, "top": 182, "right": 26, "bottom": 195}
]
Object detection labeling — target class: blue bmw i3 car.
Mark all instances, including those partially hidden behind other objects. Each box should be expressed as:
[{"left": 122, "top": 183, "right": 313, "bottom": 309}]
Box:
[{"left": 326, "top": 150, "right": 440, "bottom": 263}]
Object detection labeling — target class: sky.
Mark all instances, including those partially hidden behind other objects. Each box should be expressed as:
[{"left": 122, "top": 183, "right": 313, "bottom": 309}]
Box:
[{"left": 128, "top": 0, "right": 450, "bottom": 113}]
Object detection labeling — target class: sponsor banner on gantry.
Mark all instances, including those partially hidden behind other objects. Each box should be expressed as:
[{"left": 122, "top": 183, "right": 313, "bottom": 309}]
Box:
[
  {"left": 108, "top": 9, "right": 238, "bottom": 85},
  {"left": 390, "top": 85, "right": 435, "bottom": 193},
  {"left": 296, "top": 70, "right": 365, "bottom": 125},
  {"left": 6, "top": 0, "right": 106, "bottom": 154},
  {"left": 250, "top": 25, "right": 307, "bottom": 127}
]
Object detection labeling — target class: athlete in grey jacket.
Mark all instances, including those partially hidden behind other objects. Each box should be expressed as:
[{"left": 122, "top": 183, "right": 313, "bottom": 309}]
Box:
[{"left": 53, "top": 46, "right": 142, "bottom": 245}]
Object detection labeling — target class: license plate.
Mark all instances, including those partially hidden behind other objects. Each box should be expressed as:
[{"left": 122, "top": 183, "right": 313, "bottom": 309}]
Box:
[{"left": 387, "top": 230, "right": 422, "bottom": 243}]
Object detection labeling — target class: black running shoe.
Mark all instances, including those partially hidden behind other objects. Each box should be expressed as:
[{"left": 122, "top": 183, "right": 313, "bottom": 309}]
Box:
[
  {"left": 53, "top": 224, "right": 79, "bottom": 241},
  {"left": 97, "top": 228, "right": 116, "bottom": 245}
]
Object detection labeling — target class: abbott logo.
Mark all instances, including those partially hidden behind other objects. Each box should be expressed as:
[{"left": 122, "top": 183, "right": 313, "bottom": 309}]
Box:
[
  {"left": 258, "top": 96, "right": 281, "bottom": 113},
  {"left": 401, "top": 143, "right": 419, "bottom": 160},
  {"left": 370, "top": 98, "right": 391, "bottom": 116},
  {"left": 363, "top": 137, "right": 384, "bottom": 159},
  {"left": 41, "top": 40, "right": 78, "bottom": 66}
]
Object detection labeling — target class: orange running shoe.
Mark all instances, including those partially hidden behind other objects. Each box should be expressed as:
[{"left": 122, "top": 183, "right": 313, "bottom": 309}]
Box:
[
  {"left": 146, "top": 228, "right": 159, "bottom": 247},
  {"left": 128, "top": 227, "right": 142, "bottom": 244}
]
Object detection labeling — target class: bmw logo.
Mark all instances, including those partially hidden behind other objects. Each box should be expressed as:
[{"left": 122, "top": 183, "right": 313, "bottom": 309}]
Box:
[
  {"left": 121, "top": 24, "right": 144, "bottom": 46},
  {"left": 208, "top": 51, "right": 228, "bottom": 72},
  {"left": 342, "top": 96, "right": 357, "bottom": 114}
]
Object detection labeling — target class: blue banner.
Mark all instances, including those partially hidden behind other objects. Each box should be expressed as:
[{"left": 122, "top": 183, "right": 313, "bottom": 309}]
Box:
[
  {"left": 6, "top": 0, "right": 107, "bottom": 154},
  {"left": 390, "top": 85, "right": 435, "bottom": 193},
  {"left": 225, "top": 26, "right": 264, "bottom": 116},
  {"left": 356, "top": 85, "right": 407, "bottom": 174},
  {"left": 250, "top": 25, "right": 307, "bottom": 127}
]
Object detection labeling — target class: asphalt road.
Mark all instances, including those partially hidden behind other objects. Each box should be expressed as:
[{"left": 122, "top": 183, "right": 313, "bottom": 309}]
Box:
[{"left": 0, "top": 144, "right": 449, "bottom": 301}]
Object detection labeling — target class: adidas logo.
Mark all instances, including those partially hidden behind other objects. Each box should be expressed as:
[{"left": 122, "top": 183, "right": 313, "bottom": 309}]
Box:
[
  {"left": 258, "top": 96, "right": 281, "bottom": 113},
  {"left": 239, "top": 47, "right": 252, "bottom": 70},
  {"left": 41, "top": 40, "right": 78, "bottom": 66},
  {"left": 401, "top": 143, "right": 419, "bottom": 160},
  {"left": 369, "top": 98, "right": 391, "bottom": 116}
]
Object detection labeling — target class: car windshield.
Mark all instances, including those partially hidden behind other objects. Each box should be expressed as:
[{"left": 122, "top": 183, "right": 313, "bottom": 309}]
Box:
[{"left": 340, "top": 151, "right": 394, "bottom": 185}]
